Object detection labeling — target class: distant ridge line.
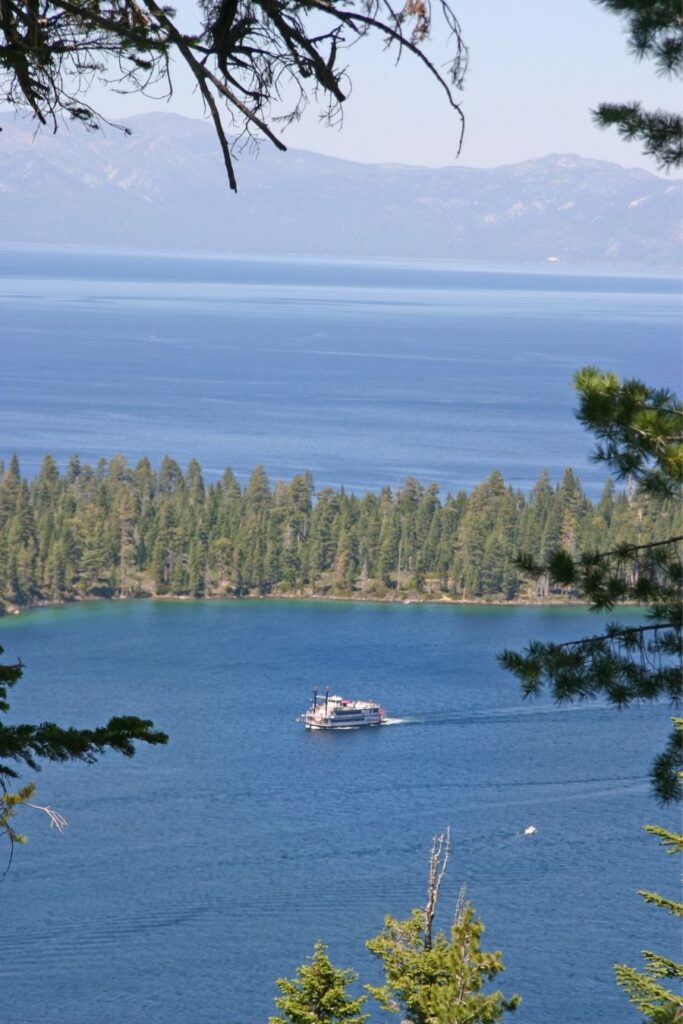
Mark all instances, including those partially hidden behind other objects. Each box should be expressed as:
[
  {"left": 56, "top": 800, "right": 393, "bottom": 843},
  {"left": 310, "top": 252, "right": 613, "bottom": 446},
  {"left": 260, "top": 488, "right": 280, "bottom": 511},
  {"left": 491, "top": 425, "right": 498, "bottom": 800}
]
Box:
[{"left": 1, "top": 112, "right": 680, "bottom": 269}]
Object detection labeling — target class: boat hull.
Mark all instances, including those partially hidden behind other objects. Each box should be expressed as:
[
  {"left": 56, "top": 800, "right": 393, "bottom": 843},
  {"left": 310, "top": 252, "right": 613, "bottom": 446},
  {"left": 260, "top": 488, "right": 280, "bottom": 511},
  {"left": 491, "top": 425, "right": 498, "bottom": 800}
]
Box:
[
  {"left": 299, "top": 694, "right": 386, "bottom": 730},
  {"left": 303, "top": 716, "right": 384, "bottom": 730}
]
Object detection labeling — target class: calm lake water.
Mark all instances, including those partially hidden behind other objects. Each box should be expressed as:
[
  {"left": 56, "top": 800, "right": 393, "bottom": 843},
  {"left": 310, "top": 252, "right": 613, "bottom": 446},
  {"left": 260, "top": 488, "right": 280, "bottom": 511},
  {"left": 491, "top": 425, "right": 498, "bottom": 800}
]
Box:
[
  {"left": 1, "top": 250, "right": 681, "bottom": 1022},
  {"left": 1, "top": 600, "right": 679, "bottom": 1024},
  {"left": 1, "top": 248, "right": 680, "bottom": 495}
]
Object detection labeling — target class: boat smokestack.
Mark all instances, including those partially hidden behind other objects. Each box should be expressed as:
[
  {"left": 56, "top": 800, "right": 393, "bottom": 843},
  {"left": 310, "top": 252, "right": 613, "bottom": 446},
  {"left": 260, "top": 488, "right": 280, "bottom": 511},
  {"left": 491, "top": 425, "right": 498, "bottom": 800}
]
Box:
[
  {"left": 312, "top": 687, "right": 317, "bottom": 710},
  {"left": 325, "top": 687, "right": 329, "bottom": 715}
]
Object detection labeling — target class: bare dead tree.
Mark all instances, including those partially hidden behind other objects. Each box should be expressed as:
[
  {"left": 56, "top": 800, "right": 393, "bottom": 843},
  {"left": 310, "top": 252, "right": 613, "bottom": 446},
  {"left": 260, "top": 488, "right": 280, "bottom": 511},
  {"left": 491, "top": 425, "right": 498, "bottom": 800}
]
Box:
[
  {"left": 423, "top": 826, "right": 450, "bottom": 950},
  {"left": 0, "top": 0, "right": 468, "bottom": 190}
]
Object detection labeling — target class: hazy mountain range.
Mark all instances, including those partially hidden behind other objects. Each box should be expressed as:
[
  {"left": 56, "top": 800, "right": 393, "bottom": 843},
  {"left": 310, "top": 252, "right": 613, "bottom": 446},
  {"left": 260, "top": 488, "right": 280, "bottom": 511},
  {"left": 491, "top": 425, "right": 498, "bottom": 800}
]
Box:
[{"left": 1, "top": 111, "right": 680, "bottom": 269}]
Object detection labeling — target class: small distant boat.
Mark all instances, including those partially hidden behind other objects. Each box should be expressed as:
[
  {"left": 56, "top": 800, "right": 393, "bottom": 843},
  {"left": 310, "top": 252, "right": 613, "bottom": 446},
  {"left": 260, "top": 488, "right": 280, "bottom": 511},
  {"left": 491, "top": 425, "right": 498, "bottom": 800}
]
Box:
[
  {"left": 298, "top": 688, "right": 387, "bottom": 730},
  {"left": 523, "top": 825, "right": 537, "bottom": 836}
]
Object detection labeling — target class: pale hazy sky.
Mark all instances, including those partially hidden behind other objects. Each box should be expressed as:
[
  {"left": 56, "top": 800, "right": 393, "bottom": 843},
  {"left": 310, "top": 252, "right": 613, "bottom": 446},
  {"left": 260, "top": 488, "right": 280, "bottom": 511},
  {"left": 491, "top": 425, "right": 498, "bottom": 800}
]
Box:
[{"left": 33, "top": 0, "right": 683, "bottom": 172}]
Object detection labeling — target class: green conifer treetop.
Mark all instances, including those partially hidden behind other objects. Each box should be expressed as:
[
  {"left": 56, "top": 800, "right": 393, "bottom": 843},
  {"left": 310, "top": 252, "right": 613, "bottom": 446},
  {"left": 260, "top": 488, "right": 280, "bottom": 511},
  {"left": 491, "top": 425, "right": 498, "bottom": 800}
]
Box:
[
  {"left": 0, "top": 454, "right": 678, "bottom": 609},
  {"left": 367, "top": 905, "right": 521, "bottom": 1024},
  {"left": 366, "top": 832, "right": 521, "bottom": 1023},
  {"left": 270, "top": 941, "right": 369, "bottom": 1024},
  {"left": 273, "top": 834, "right": 520, "bottom": 1024}
]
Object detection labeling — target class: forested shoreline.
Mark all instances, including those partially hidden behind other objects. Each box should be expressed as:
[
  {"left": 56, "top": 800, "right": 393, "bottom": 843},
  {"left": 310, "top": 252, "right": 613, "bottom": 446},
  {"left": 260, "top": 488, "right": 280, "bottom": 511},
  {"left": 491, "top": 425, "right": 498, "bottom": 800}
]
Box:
[{"left": 0, "top": 453, "right": 679, "bottom": 612}]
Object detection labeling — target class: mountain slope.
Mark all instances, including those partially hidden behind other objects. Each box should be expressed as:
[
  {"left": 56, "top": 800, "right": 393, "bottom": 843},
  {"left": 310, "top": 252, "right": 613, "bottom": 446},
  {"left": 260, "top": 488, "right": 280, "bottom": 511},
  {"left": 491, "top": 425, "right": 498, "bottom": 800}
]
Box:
[{"left": 1, "top": 112, "right": 680, "bottom": 268}]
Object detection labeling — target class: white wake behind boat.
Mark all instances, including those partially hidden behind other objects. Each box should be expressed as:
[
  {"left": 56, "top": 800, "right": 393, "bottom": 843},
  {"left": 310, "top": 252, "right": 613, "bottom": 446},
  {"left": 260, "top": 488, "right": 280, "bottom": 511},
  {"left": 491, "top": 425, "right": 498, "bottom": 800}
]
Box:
[{"left": 298, "top": 688, "right": 386, "bottom": 730}]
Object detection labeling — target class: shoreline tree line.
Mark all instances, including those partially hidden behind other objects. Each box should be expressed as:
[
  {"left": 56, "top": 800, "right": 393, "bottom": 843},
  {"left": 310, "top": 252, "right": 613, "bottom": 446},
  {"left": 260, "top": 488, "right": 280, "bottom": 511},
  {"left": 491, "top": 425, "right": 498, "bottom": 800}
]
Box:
[{"left": 0, "top": 452, "right": 679, "bottom": 611}]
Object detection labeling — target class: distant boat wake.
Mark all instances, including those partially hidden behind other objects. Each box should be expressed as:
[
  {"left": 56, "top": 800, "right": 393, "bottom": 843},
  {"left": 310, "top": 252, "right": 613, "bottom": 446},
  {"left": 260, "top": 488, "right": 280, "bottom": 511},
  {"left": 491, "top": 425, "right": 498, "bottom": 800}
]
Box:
[{"left": 382, "top": 702, "right": 616, "bottom": 729}]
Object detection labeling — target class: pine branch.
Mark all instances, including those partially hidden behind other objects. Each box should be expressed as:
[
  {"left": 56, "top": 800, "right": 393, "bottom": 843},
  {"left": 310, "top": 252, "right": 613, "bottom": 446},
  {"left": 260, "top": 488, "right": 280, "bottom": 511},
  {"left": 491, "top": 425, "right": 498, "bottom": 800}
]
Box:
[
  {"left": 1, "top": 0, "right": 469, "bottom": 188},
  {"left": 639, "top": 890, "right": 683, "bottom": 917},
  {"left": 554, "top": 623, "right": 681, "bottom": 651},
  {"left": 0, "top": 715, "right": 169, "bottom": 776}
]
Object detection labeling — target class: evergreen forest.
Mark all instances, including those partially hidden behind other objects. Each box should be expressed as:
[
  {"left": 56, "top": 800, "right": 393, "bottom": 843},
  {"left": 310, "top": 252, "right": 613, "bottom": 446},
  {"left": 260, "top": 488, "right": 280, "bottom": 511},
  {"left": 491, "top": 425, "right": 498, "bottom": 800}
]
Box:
[{"left": 0, "top": 452, "right": 679, "bottom": 610}]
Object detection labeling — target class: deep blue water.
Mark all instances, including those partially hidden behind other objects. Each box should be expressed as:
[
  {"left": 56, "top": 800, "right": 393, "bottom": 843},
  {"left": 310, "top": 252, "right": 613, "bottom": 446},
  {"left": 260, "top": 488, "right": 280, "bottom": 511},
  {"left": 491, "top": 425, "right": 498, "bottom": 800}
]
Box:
[
  {"left": 1, "top": 248, "right": 680, "bottom": 496},
  {"left": 1, "top": 250, "right": 681, "bottom": 1022},
  {"left": 1, "top": 600, "right": 680, "bottom": 1024}
]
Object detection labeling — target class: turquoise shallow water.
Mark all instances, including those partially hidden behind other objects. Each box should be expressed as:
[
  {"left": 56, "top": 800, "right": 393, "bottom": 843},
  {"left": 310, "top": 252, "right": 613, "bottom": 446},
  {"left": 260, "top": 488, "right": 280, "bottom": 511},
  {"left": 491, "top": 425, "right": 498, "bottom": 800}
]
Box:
[
  {"left": 1, "top": 249, "right": 680, "bottom": 496},
  {"left": 1, "top": 599, "right": 679, "bottom": 1024}
]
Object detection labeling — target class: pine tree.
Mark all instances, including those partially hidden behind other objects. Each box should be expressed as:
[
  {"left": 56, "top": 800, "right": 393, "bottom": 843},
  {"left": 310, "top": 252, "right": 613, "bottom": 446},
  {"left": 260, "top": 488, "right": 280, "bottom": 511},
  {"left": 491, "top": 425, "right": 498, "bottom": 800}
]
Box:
[
  {"left": 270, "top": 942, "right": 369, "bottom": 1024},
  {"left": 366, "top": 832, "right": 520, "bottom": 1023},
  {"left": 287, "top": 472, "right": 314, "bottom": 544},
  {"left": 0, "top": 454, "right": 21, "bottom": 531},
  {"left": 614, "top": 805, "right": 683, "bottom": 1022},
  {"left": 158, "top": 455, "right": 185, "bottom": 496},
  {"left": 500, "top": 368, "right": 682, "bottom": 803},
  {"left": 151, "top": 498, "right": 176, "bottom": 593},
  {"left": 185, "top": 458, "right": 205, "bottom": 505},
  {"left": 456, "top": 471, "right": 508, "bottom": 598},
  {"left": 378, "top": 512, "right": 399, "bottom": 588},
  {"left": 0, "top": 452, "right": 679, "bottom": 608}
]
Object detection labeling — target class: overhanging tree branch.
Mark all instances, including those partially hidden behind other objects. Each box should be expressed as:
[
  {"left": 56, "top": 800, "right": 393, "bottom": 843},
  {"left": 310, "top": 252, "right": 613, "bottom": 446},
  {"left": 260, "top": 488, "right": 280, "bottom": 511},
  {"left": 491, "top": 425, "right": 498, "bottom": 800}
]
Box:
[
  {"left": 500, "top": 368, "right": 683, "bottom": 803},
  {"left": 1, "top": 0, "right": 468, "bottom": 190},
  {"left": 591, "top": 0, "right": 683, "bottom": 169},
  {"left": 0, "top": 644, "right": 168, "bottom": 856}
]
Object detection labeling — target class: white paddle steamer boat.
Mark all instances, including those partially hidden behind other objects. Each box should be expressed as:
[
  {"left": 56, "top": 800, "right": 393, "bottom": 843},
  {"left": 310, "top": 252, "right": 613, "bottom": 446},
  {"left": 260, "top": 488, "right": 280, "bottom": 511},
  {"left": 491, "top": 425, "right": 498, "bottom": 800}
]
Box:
[{"left": 298, "top": 688, "right": 386, "bottom": 730}]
